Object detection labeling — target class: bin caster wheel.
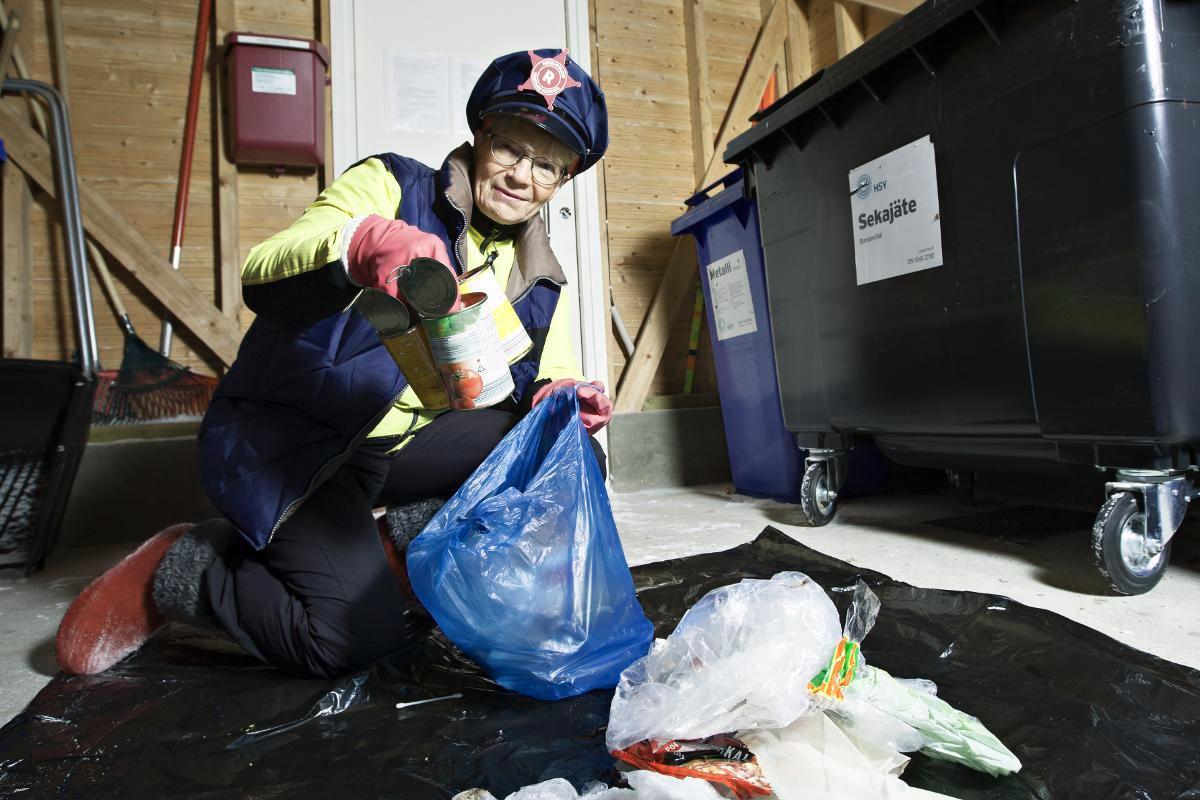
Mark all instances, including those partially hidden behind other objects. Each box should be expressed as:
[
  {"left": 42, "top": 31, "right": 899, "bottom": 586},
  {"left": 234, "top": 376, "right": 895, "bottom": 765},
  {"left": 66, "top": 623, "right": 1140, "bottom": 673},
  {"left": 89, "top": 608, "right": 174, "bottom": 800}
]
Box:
[
  {"left": 947, "top": 469, "right": 976, "bottom": 504},
  {"left": 1092, "top": 492, "right": 1170, "bottom": 595},
  {"left": 801, "top": 461, "right": 838, "bottom": 527}
]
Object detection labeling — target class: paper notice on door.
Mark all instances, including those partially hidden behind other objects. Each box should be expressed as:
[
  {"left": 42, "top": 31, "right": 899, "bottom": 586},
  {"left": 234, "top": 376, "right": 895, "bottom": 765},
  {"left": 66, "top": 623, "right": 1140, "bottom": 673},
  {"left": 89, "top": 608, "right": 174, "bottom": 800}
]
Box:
[
  {"left": 387, "top": 52, "right": 451, "bottom": 133},
  {"left": 451, "top": 60, "right": 487, "bottom": 138},
  {"left": 705, "top": 250, "right": 758, "bottom": 341},
  {"left": 848, "top": 136, "right": 944, "bottom": 285}
]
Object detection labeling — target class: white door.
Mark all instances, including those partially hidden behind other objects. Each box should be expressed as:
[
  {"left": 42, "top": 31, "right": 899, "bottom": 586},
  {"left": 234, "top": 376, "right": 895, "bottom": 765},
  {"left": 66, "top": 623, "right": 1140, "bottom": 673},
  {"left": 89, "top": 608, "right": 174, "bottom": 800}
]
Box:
[{"left": 329, "top": 0, "right": 608, "bottom": 428}]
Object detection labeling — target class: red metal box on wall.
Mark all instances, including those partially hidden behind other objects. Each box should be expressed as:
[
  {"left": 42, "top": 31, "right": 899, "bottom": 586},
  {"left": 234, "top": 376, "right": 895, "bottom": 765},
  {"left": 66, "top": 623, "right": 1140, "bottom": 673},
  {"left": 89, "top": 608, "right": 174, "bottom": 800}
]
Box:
[{"left": 226, "top": 33, "right": 329, "bottom": 167}]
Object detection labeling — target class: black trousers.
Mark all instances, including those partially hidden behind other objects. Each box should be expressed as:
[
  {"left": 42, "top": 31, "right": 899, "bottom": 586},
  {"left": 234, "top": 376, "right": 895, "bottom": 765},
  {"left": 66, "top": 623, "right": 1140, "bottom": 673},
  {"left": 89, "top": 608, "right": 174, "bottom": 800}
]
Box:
[{"left": 204, "top": 408, "right": 606, "bottom": 678}]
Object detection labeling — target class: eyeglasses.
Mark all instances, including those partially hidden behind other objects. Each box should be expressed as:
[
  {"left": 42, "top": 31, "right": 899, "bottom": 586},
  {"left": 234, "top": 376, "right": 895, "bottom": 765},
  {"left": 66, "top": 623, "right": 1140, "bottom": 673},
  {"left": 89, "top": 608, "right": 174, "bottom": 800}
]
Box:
[{"left": 486, "top": 133, "right": 568, "bottom": 187}]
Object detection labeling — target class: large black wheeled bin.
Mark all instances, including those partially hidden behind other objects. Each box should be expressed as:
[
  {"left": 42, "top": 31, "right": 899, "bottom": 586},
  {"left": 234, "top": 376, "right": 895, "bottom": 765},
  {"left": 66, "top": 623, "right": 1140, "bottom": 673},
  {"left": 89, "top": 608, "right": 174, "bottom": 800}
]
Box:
[{"left": 725, "top": 0, "right": 1200, "bottom": 594}]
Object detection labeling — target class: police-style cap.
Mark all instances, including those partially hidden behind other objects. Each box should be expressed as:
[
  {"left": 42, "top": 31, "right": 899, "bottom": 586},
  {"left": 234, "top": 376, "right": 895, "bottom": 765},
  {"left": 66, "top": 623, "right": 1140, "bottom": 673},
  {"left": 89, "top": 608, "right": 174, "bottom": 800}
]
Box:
[{"left": 467, "top": 49, "right": 608, "bottom": 176}]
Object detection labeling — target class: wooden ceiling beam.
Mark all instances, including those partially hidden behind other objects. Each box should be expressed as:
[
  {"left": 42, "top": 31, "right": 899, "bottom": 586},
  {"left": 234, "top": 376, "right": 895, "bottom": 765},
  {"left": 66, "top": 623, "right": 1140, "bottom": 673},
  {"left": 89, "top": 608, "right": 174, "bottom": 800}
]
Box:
[{"left": 852, "top": 0, "right": 921, "bottom": 15}]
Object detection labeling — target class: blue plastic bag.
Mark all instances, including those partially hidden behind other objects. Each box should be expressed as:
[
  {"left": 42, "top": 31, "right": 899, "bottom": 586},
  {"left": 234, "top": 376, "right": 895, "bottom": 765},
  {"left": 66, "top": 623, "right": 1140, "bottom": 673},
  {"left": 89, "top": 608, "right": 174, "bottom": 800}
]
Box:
[{"left": 406, "top": 388, "right": 654, "bottom": 700}]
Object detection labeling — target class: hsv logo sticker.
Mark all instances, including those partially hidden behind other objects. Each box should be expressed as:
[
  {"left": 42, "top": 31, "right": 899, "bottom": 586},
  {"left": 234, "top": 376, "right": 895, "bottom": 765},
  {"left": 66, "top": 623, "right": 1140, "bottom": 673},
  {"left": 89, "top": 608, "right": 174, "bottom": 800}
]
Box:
[{"left": 519, "top": 50, "right": 582, "bottom": 111}]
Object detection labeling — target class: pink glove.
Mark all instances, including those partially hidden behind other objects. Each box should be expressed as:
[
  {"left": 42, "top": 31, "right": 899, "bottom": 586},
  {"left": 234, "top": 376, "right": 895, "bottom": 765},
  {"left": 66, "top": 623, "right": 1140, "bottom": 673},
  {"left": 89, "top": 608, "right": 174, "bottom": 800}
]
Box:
[
  {"left": 532, "top": 379, "right": 613, "bottom": 435},
  {"left": 344, "top": 214, "right": 450, "bottom": 298}
]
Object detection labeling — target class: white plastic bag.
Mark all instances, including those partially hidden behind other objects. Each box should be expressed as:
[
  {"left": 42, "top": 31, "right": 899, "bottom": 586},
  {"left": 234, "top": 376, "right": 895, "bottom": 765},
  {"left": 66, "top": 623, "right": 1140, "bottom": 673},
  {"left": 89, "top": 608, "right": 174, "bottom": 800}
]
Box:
[
  {"left": 505, "top": 780, "right": 590, "bottom": 800},
  {"left": 841, "top": 665, "right": 1022, "bottom": 776},
  {"left": 742, "top": 715, "right": 957, "bottom": 800},
  {"left": 495, "top": 778, "right": 633, "bottom": 800},
  {"left": 622, "top": 771, "right": 726, "bottom": 799},
  {"left": 455, "top": 773, "right": 719, "bottom": 800},
  {"left": 606, "top": 572, "right": 842, "bottom": 751},
  {"left": 833, "top": 690, "right": 929, "bottom": 755}
]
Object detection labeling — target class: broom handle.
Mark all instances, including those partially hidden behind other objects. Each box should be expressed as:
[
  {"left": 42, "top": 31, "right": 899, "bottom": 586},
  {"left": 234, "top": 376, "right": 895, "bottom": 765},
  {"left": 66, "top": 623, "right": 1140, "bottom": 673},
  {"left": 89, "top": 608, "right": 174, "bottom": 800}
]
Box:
[
  {"left": 47, "top": 0, "right": 68, "bottom": 100},
  {"left": 0, "top": 7, "right": 22, "bottom": 87},
  {"left": 86, "top": 239, "right": 134, "bottom": 337},
  {"left": 158, "top": 0, "right": 213, "bottom": 356}
]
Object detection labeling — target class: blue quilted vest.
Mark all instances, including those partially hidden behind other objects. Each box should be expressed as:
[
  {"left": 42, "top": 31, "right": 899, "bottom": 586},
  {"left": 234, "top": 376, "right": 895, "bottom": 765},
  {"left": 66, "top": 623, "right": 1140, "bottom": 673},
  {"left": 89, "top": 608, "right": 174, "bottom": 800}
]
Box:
[{"left": 198, "top": 152, "right": 563, "bottom": 550}]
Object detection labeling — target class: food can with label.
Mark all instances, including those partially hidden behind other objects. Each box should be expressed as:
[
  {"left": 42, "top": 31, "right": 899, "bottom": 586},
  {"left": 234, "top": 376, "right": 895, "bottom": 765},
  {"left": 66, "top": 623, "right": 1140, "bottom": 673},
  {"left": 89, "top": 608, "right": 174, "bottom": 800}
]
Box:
[
  {"left": 389, "top": 257, "right": 462, "bottom": 317},
  {"left": 421, "top": 291, "right": 514, "bottom": 410},
  {"left": 458, "top": 264, "right": 533, "bottom": 364},
  {"left": 354, "top": 288, "right": 449, "bottom": 410}
]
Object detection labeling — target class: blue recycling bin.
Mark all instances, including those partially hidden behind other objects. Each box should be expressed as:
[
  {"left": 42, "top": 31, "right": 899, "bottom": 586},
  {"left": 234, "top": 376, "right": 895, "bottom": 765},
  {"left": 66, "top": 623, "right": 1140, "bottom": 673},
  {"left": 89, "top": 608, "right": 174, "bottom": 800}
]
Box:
[
  {"left": 673, "top": 171, "right": 890, "bottom": 503},
  {"left": 671, "top": 171, "right": 805, "bottom": 502}
]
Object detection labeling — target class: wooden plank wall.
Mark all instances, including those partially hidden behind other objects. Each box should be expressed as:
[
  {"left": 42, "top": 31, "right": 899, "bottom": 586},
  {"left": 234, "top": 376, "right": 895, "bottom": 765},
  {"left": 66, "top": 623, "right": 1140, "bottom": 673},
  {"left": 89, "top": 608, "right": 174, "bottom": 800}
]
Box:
[
  {"left": 593, "top": 0, "right": 900, "bottom": 401},
  {"left": 16, "top": 0, "right": 320, "bottom": 374}
]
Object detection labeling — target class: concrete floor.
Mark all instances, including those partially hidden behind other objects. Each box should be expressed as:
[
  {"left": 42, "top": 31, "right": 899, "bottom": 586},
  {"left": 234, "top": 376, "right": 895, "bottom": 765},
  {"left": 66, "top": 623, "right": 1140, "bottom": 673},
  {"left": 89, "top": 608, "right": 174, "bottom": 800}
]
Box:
[{"left": 3, "top": 480, "right": 1199, "bottom": 727}]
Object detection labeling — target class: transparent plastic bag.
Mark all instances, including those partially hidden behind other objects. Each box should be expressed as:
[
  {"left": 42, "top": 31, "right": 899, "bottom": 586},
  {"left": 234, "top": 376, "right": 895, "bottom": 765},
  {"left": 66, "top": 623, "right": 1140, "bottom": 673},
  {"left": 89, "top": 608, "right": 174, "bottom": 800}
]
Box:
[
  {"left": 815, "top": 588, "right": 1019, "bottom": 773},
  {"left": 817, "top": 586, "right": 1020, "bottom": 774},
  {"left": 807, "top": 581, "right": 879, "bottom": 701},
  {"left": 505, "top": 778, "right": 633, "bottom": 800},
  {"left": 623, "top": 771, "right": 727, "bottom": 799},
  {"left": 739, "top": 715, "right": 955, "bottom": 800},
  {"left": 831, "top": 691, "right": 929, "bottom": 755},
  {"left": 407, "top": 389, "right": 654, "bottom": 700},
  {"left": 453, "top": 772, "right": 722, "bottom": 800},
  {"left": 606, "top": 572, "right": 843, "bottom": 751},
  {"left": 841, "top": 665, "right": 1021, "bottom": 776},
  {"left": 605, "top": 571, "right": 1019, "bottom": 778}
]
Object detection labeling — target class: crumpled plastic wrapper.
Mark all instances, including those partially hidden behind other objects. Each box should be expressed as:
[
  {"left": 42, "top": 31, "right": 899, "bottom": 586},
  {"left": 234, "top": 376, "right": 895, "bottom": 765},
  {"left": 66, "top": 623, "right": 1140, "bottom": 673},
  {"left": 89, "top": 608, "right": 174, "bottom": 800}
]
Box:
[
  {"left": 452, "top": 770, "right": 724, "bottom": 800},
  {"left": 742, "top": 715, "right": 955, "bottom": 800},
  {"left": 606, "top": 572, "right": 842, "bottom": 751}
]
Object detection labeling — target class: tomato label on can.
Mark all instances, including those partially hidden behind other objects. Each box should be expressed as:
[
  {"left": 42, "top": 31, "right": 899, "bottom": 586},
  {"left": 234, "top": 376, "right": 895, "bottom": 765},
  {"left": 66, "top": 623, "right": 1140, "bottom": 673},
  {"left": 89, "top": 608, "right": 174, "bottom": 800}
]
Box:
[{"left": 422, "top": 293, "right": 515, "bottom": 410}]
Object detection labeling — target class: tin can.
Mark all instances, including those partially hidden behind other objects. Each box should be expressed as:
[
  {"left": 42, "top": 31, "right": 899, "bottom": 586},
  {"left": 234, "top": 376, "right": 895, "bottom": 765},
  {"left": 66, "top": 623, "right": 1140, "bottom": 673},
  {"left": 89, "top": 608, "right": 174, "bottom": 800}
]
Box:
[
  {"left": 421, "top": 291, "right": 514, "bottom": 410},
  {"left": 389, "top": 257, "right": 461, "bottom": 318},
  {"left": 458, "top": 264, "right": 533, "bottom": 364},
  {"left": 354, "top": 287, "right": 411, "bottom": 334},
  {"left": 354, "top": 288, "right": 449, "bottom": 410},
  {"left": 381, "top": 326, "right": 448, "bottom": 410}
]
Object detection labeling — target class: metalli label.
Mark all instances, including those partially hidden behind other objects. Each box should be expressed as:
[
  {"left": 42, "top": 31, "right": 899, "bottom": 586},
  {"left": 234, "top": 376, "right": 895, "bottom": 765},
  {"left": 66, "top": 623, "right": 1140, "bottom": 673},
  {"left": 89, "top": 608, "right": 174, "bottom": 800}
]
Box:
[
  {"left": 704, "top": 250, "right": 758, "bottom": 341},
  {"left": 848, "top": 136, "right": 943, "bottom": 285}
]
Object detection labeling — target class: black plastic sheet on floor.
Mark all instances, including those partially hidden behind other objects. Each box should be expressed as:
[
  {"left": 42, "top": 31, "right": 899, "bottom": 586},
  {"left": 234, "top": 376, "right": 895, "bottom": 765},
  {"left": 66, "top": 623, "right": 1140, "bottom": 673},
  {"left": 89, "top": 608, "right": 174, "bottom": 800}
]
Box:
[{"left": 3, "top": 527, "right": 1200, "bottom": 799}]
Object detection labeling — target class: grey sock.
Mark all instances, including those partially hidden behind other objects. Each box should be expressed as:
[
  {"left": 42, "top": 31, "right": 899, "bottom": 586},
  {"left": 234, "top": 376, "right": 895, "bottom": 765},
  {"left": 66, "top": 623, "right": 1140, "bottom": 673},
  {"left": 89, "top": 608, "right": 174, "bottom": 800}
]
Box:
[
  {"left": 383, "top": 498, "right": 443, "bottom": 554},
  {"left": 152, "top": 519, "right": 237, "bottom": 625}
]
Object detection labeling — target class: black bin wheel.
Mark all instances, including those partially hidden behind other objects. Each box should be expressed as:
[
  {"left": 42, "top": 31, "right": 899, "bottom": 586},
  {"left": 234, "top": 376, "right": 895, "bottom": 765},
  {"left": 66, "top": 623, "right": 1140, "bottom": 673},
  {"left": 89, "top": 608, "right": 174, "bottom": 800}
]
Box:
[
  {"left": 800, "top": 461, "right": 838, "bottom": 527},
  {"left": 1092, "top": 492, "right": 1171, "bottom": 595},
  {"left": 947, "top": 469, "right": 976, "bottom": 504}
]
